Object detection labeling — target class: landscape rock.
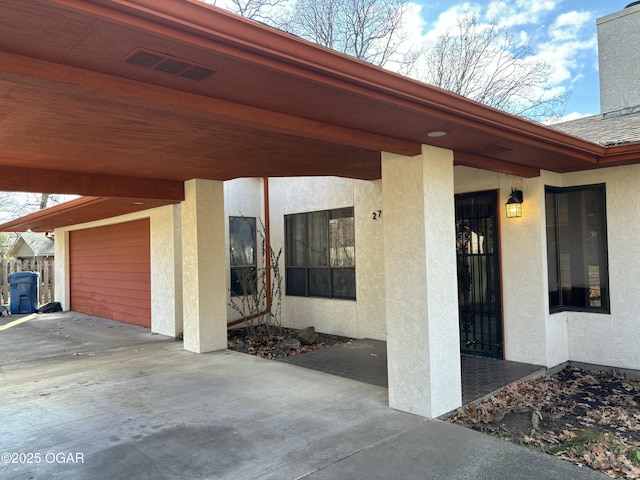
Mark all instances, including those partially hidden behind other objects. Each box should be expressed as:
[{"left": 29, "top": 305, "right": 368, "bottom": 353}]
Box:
[
  {"left": 275, "top": 338, "right": 301, "bottom": 351},
  {"left": 297, "top": 326, "right": 317, "bottom": 345}
]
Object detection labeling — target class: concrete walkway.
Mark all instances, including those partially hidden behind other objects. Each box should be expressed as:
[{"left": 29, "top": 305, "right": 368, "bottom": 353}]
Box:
[{"left": 0, "top": 313, "right": 606, "bottom": 479}]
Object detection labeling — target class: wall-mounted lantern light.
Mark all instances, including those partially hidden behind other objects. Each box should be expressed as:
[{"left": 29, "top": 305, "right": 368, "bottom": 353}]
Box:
[{"left": 505, "top": 188, "right": 523, "bottom": 218}]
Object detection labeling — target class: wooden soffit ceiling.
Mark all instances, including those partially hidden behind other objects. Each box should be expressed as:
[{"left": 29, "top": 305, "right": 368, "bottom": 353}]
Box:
[
  {"left": 0, "top": 0, "right": 639, "bottom": 231},
  {"left": 0, "top": 197, "right": 175, "bottom": 233}
]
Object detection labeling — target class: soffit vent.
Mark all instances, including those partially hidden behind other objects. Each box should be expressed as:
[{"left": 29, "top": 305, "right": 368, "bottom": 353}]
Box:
[{"left": 125, "top": 48, "right": 217, "bottom": 81}]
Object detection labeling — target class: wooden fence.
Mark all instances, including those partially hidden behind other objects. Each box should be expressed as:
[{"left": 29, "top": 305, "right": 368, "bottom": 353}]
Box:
[{"left": 1, "top": 258, "right": 55, "bottom": 307}]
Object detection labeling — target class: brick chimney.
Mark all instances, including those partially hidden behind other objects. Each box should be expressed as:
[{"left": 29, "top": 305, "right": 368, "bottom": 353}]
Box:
[{"left": 597, "top": 2, "right": 640, "bottom": 117}]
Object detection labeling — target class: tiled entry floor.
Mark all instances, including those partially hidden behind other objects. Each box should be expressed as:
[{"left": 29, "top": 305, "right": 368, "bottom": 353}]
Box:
[
  {"left": 280, "top": 339, "right": 545, "bottom": 405},
  {"left": 460, "top": 354, "right": 545, "bottom": 405},
  {"left": 281, "top": 338, "right": 389, "bottom": 388}
]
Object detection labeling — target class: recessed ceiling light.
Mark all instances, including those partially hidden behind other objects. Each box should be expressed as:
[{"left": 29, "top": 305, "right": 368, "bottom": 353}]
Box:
[{"left": 427, "top": 131, "right": 448, "bottom": 138}]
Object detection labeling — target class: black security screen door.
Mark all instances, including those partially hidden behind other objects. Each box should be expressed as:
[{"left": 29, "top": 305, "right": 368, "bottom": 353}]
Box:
[{"left": 455, "top": 190, "right": 503, "bottom": 358}]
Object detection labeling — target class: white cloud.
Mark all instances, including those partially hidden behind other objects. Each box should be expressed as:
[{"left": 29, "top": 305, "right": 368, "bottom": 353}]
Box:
[
  {"left": 518, "top": 30, "right": 530, "bottom": 44},
  {"left": 420, "top": 2, "right": 481, "bottom": 43},
  {"left": 550, "top": 111, "right": 597, "bottom": 124},
  {"left": 529, "top": 35, "right": 596, "bottom": 85},
  {"left": 485, "top": 1, "right": 507, "bottom": 22},
  {"left": 402, "top": 3, "right": 429, "bottom": 42},
  {"left": 527, "top": 10, "right": 597, "bottom": 86},
  {"left": 549, "top": 11, "right": 592, "bottom": 41},
  {"left": 518, "top": 0, "right": 557, "bottom": 14},
  {"left": 486, "top": 0, "right": 557, "bottom": 27}
]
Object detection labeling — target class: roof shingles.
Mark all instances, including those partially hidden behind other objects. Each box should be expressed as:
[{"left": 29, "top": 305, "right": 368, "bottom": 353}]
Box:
[{"left": 552, "top": 112, "right": 640, "bottom": 146}]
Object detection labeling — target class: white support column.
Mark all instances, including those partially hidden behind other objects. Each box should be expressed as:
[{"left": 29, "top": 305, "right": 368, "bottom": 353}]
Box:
[
  {"left": 53, "top": 229, "right": 70, "bottom": 311},
  {"left": 382, "top": 145, "right": 461, "bottom": 418},
  {"left": 181, "top": 179, "right": 227, "bottom": 353},
  {"left": 151, "top": 204, "right": 183, "bottom": 338}
]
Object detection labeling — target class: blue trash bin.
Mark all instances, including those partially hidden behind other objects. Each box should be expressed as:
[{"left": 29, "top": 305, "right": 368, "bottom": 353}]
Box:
[{"left": 9, "top": 272, "right": 39, "bottom": 314}]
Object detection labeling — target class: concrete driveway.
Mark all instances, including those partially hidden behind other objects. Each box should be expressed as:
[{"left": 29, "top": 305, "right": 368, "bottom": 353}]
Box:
[{"left": 0, "top": 312, "right": 605, "bottom": 479}]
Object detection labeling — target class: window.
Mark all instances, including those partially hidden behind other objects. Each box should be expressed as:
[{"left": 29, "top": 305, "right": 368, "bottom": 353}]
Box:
[
  {"left": 545, "top": 185, "right": 609, "bottom": 313},
  {"left": 229, "top": 216, "right": 257, "bottom": 296},
  {"left": 285, "top": 207, "right": 355, "bottom": 299}
]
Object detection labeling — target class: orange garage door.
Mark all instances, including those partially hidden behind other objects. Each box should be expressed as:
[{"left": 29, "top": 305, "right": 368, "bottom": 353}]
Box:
[{"left": 69, "top": 219, "right": 151, "bottom": 327}]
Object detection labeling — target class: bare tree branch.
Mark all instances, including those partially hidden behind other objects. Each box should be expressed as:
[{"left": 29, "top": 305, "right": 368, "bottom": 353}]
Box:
[
  {"left": 205, "top": 0, "right": 290, "bottom": 27},
  {"left": 286, "top": 0, "right": 417, "bottom": 70},
  {"left": 421, "top": 12, "right": 568, "bottom": 122},
  {"left": 0, "top": 192, "right": 61, "bottom": 224}
]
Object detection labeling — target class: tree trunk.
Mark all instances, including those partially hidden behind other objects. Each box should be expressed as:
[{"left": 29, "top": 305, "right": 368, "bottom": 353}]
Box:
[{"left": 39, "top": 193, "right": 50, "bottom": 210}]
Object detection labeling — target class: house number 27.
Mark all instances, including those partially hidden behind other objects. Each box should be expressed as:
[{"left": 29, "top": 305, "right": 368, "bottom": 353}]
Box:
[{"left": 372, "top": 210, "right": 382, "bottom": 220}]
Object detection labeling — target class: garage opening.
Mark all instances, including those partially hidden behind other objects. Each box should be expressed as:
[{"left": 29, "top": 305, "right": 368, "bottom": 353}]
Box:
[{"left": 69, "top": 219, "right": 151, "bottom": 327}]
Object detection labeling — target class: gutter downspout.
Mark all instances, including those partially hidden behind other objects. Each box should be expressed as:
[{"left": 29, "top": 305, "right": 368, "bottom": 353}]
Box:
[{"left": 227, "top": 177, "right": 272, "bottom": 327}]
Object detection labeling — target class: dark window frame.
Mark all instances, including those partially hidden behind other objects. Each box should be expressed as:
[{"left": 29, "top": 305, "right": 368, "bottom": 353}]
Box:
[
  {"left": 545, "top": 184, "right": 610, "bottom": 314},
  {"left": 285, "top": 207, "right": 356, "bottom": 300},
  {"left": 229, "top": 216, "right": 257, "bottom": 297}
]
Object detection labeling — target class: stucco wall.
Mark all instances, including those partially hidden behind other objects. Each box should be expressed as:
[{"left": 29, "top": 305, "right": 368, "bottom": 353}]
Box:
[
  {"left": 54, "top": 176, "right": 384, "bottom": 342},
  {"left": 453, "top": 167, "right": 567, "bottom": 367},
  {"left": 556, "top": 164, "right": 640, "bottom": 370},
  {"left": 150, "top": 204, "right": 182, "bottom": 337},
  {"left": 54, "top": 230, "right": 70, "bottom": 310},
  {"left": 597, "top": 4, "right": 640, "bottom": 114},
  {"left": 268, "top": 176, "right": 385, "bottom": 340},
  {"left": 537, "top": 171, "right": 569, "bottom": 368},
  {"left": 384, "top": 147, "right": 461, "bottom": 417},
  {"left": 181, "top": 179, "right": 227, "bottom": 353},
  {"left": 224, "top": 178, "right": 265, "bottom": 323},
  {"left": 455, "top": 163, "right": 640, "bottom": 371},
  {"left": 51, "top": 160, "right": 640, "bottom": 372}
]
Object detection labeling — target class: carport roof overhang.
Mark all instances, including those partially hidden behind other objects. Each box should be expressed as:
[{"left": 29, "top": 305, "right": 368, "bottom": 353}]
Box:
[{"left": 1, "top": 0, "right": 639, "bottom": 232}]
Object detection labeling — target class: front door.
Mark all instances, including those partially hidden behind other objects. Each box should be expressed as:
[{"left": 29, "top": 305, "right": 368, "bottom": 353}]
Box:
[{"left": 455, "top": 190, "right": 503, "bottom": 358}]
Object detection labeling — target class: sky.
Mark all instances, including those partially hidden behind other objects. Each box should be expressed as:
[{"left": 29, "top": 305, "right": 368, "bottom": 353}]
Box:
[{"left": 409, "top": 0, "right": 633, "bottom": 120}]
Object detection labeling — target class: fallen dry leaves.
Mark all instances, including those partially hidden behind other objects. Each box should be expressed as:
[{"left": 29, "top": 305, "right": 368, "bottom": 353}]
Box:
[
  {"left": 447, "top": 367, "right": 640, "bottom": 478},
  {"left": 227, "top": 326, "right": 351, "bottom": 360}
]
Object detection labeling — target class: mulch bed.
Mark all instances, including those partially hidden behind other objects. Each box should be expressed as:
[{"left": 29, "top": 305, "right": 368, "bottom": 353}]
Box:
[
  {"left": 227, "top": 325, "right": 352, "bottom": 360},
  {"left": 446, "top": 366, "right": 640, "bottom": 478}
]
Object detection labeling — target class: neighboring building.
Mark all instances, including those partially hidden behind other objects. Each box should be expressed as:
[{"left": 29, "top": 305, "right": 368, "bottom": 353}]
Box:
[
  {"left": 1, "top": 1, "right": 640, "bottom": 419},
  {"left": 8, "top": 232, "right": 55, "bottom": 260}
]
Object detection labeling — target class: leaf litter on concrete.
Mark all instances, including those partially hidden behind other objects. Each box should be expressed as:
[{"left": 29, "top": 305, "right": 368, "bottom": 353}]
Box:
[
  {"left": 446, "top": 366, "right": 640, "bottom": 478},
  {"left": 227, "top": 326, "right": 352, "bottom": 360}
]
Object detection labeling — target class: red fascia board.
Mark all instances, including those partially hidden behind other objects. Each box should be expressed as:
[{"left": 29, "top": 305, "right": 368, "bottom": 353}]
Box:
[{"left": 0, "top": 197, "right": 103, "bottom": 232}]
